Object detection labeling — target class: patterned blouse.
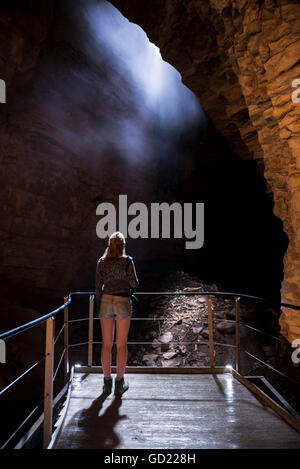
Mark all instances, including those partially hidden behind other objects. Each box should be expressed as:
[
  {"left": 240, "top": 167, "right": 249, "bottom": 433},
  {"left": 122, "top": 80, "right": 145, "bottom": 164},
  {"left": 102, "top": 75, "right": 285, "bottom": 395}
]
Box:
[{"left": 95, "top": 255, "right": 139, "bottom": 300}]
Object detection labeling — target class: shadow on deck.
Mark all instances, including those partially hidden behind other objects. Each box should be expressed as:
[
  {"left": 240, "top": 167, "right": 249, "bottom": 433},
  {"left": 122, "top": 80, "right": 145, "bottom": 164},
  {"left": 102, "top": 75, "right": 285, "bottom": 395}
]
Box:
[{"left": 53, "top": 372, "right": 300, "bottom": 449}]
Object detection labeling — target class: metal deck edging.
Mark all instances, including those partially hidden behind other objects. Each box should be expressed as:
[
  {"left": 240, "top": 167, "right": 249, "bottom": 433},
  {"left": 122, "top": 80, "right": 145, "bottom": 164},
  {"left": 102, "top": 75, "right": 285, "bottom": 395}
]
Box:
[
  {"left": 74, "top": 366, "right": 229, "bottom": 374},
  {"left": 231, "top": 369, "right": 300, "bottom": 433}
]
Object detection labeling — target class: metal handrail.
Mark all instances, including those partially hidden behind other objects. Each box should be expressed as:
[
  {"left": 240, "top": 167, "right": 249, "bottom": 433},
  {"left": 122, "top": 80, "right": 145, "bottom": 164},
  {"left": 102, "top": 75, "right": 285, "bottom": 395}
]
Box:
[
  {"left": 53, "top": 348, "right": 66, "bottom": 382},
  {"left": 70, "top": 315, "right": 291, "bottom": 347},
  {"left": 242, "top": 322, "right": 288, "bottom": 345},
  {"left": 0, "top": 296, "right": 72, "bottom": 340},
  {"left": 54, "top": 324, "right": 65, "bottom": 345},
  {"left": 1, "top": 289, "right": 300, "bottom": 341},
  {"left": 244, "top": 350, "right": 300, "bottom": 387},
  {"left": 134, "top": 291, "right": 300, "bottom": 310},
  {"left": 1, "top": 289, "right": 300, "bottom": 449},
  {"left": 85, "top": 340, "right": 214, "bottom": 346},
  {"left": 0, "top": 356, "right": 46, "bottom": 397}
]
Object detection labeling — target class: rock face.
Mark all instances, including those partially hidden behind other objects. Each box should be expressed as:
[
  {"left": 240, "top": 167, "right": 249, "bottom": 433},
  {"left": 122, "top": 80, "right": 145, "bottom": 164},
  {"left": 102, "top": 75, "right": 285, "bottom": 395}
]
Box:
[
  {"left": 110, "top": 0, "right": 300, "bottom": 342},
  {"left": 0, "top": 0, "right": 199, "bottom": 316},
  {"left": 0, "top": 0, "right": 299, "bottom": 343}
]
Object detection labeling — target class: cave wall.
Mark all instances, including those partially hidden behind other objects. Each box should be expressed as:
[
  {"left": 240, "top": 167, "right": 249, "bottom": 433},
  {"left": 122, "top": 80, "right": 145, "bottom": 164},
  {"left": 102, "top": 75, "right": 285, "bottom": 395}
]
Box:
[
  {"left": 0, "top": 0, "right": 207, "bottom": 325},
  {"left": 0, "top": 0, "right": 161, "bottom": 314},
  {"left": 0, "top": 0, "right": 299, "bottom": 343},
  {"left": 110, "top": 0, "right": 300, "bottom": 342}
]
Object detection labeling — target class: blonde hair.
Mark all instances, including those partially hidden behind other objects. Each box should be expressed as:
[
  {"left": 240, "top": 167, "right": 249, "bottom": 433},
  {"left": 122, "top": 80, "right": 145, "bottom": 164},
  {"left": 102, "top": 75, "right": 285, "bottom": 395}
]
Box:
[{"left": 101, "top": 231, "right": 126, "bottom": 259}]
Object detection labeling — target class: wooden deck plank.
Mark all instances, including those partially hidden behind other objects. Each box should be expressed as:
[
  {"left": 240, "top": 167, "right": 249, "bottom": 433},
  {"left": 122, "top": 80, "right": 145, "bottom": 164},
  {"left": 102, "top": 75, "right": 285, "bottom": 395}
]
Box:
[{"left": 54, "top": 373, "right": 300, "bottom": 449}]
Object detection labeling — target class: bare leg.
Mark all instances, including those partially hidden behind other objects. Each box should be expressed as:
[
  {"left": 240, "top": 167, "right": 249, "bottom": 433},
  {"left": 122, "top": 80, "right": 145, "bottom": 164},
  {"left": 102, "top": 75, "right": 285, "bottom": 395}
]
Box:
[
  {"left": 100, "top": 318, "right": 115, "bottom": 378},
  {"left": 115, "top": 318, "right": 131, "bottom": 379}
]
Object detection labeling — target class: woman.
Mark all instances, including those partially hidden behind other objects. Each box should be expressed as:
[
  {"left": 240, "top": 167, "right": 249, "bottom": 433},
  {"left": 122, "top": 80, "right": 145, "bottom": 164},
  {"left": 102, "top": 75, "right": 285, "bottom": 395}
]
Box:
[{"left": 95, "top": 231, "right": 139, "bottom": 396}]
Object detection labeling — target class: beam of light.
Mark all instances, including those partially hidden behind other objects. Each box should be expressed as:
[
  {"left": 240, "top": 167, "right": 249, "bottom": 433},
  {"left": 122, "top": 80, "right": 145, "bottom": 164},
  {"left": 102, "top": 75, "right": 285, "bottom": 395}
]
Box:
[
  {"left": 42, "top": 0, "right": 207, "bottom": 167},
  {"left": 82, "top": 0, "right": 205, "bottom": 134}
]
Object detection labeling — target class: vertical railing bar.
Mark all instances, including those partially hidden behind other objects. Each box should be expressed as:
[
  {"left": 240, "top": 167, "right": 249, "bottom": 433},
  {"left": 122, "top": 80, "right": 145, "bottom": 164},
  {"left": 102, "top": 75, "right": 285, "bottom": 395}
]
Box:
[
  {"left": 207, "top": 296, "right": 215, "bottom": 370},
  {"left": 235, "top": 296, "right": 241, "bottom": 373},
  {"left": 43, "top": 316, "right": 54, "bottom": 449},
  {"left": 88, "top": 295, "right": 94, "bottom": 367},
  {"left": 64, "top": 296, "right": 69, "bottom": 382}
]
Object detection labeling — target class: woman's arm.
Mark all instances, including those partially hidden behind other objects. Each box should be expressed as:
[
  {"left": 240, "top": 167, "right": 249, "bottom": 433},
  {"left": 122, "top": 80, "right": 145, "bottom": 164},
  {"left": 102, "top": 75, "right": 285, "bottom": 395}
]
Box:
[{"left": 127, "top": 258, "right": 139, "bottom": 288}]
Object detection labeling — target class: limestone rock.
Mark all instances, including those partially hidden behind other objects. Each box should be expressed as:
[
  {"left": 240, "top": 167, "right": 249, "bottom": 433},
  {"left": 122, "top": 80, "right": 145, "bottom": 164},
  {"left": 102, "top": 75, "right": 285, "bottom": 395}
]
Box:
[
  {"left": 158, "top": 331, "right": 173, "bottom": 344},
  {"left": 142, "top": 354, "right": 158, "bottom": 366},
  {"left": 216, "top": 321, "right": 236, "bottom": 334},
  {"left": 176, "top": 345, "right": 187, "bottom": 354},
  {"left": 161, "top": 357, "right": 183, "bottom": 367},
  {"left": 162, "top": 350, "right": 178, "bottom": 360},
  {"left": 200, "top": 328, "right": 209, "bottom": 339}
]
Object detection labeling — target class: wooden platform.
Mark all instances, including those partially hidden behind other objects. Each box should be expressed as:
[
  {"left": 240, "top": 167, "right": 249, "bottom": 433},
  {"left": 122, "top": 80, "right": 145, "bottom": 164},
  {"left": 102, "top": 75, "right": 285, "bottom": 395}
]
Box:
[{"left": 53, "top": 373, "right": 300, "bottom": 449}]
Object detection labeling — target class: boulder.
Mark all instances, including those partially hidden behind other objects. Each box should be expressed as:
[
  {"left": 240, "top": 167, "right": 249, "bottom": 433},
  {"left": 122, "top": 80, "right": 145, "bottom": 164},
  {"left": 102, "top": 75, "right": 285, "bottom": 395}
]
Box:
[
  {"left": 142, "top": 353, "right": 159, "bottom": 366},
  {"left": 216, "top": 321, "right": 236, "bottom": 334},
  {"left": 200, "top": 328, "right": 209, "bottom": 339},
  {"left": 161, "top": 357, "right": 182, "bottom": 367},
  {"left": 158, "top": 331, "right": 173, "bottom": 344},
  {"left": 162, "top": 350, "right": 178, "bottom": 359}
]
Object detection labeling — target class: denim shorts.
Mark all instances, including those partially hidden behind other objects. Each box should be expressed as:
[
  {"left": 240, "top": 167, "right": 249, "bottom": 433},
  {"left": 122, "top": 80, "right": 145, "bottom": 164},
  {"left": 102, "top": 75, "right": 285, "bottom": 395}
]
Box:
[{"left": 99, "top": 294, "right": 132, "bottom": 319}]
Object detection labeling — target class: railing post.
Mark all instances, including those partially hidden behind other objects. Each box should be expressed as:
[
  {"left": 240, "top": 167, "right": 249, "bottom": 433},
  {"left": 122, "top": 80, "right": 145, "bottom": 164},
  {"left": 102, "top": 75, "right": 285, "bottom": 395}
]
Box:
[
  {"left": 64, "top": 296, "right": 69, "bottom": 382},
  {"left": 43, "top": 316, "right": 54, "bottom": 449},
  {"left": 207, "top": 296, "right": 215, "bottom": 370},
  {"left": 88, "top": 295, "right": 94, "bottom": 368},
  {"left": 235, "top": 296, "right": 241, "bottom": 373}
]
